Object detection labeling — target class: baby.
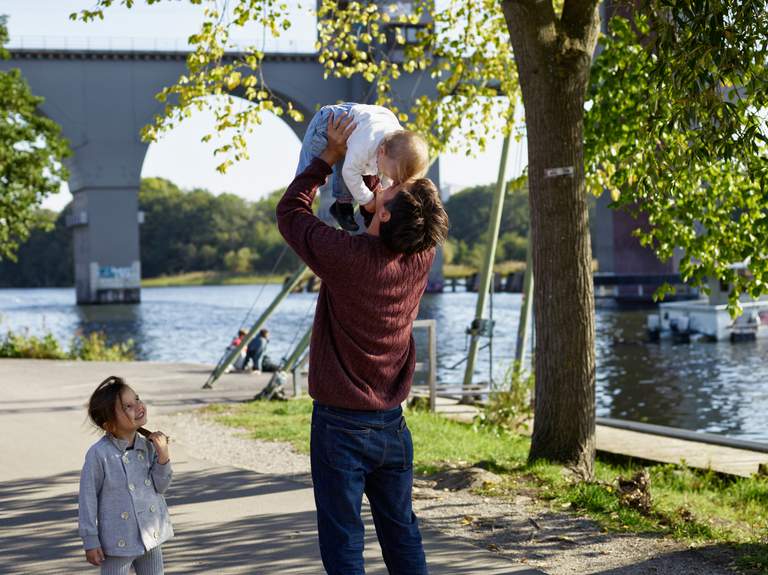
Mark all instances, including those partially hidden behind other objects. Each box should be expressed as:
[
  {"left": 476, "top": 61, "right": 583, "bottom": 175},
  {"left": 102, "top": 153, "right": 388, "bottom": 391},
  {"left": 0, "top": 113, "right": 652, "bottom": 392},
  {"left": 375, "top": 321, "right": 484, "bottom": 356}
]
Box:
[{"left": 295, "top": 103, "right": 430, "bottom": 231}]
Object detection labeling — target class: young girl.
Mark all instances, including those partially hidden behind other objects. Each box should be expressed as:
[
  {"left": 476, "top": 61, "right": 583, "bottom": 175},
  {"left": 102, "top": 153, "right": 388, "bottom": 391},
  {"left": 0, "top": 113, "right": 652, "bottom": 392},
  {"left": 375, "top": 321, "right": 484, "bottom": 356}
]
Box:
[
  {"left": 78, "top": 376, "right": 173, "bottom": 574},
  {"left": 295, "top": 103, "right": 430, "bottom": 232}
]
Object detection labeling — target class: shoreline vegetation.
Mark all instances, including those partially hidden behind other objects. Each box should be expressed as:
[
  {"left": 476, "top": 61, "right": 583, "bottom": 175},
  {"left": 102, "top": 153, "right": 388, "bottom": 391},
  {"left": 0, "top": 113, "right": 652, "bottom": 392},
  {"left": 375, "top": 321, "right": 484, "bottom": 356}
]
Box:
[
  {"left": 0, "top": 329, "right": 134, "bottom": 361},
  {"left": 140, "top": 262, "right": 528, "bottom": 287},
  {"left": 205, "top": 399, "right": 768, "bottom": 573},
  {"left": 0, "top": 262, "right": 529, "bottom": 289}
]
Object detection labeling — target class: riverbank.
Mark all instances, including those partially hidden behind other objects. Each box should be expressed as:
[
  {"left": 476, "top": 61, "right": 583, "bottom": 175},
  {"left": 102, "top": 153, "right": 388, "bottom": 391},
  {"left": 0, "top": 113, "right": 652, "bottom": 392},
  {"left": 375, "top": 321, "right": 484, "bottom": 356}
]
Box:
[
  {"left": 200, "top": 399, "right": 767, "bottom": 574},
  {"left": 3, "top": 285, "right": 767, "bottom": 441},
  {"left": 140, "top": 261, "right": 529, "bottom": 286},
  {"left": 141, "top": 270, "right": 287, "bottom": 287}
]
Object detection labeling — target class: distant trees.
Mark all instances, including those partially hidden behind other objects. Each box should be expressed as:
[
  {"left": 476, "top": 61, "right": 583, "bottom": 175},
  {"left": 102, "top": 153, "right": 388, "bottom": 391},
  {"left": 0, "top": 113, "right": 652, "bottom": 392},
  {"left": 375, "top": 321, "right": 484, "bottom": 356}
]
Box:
[
  {"left": 0, "top": 174, "right": 535, "bottom": 286},
  {"left": 138, "top": 177, "right": 299, "bottom": 277},
  {"left": 443, "top": 177, "right": 530, "bottom": 267},
  {"left": 0, "top": 209, "right": 72, "bottom": 286}
]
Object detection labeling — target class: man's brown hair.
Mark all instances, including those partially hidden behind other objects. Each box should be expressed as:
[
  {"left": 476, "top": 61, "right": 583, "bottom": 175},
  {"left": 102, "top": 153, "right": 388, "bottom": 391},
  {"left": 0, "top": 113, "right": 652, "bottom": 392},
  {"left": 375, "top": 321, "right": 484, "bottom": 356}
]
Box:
[
  {"left": 380, "top": 178, "right": 449, "bottom": 255},
  {"left": 380, "top": 131, "right": 429, "bottom": 184}
]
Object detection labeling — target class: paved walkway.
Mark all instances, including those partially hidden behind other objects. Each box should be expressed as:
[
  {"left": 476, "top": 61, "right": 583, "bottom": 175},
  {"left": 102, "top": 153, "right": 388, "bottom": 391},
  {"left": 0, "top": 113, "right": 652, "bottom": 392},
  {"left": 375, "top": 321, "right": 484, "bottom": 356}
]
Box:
[{"left": 0, "top": 359, "right": 543, "bottom": 574}]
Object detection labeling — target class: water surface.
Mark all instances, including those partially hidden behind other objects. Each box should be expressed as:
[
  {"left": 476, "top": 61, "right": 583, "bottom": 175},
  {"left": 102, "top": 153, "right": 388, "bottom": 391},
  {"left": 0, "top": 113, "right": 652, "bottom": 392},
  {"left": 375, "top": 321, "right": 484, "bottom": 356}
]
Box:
[{"left": 1, "top": 286, "right": 765, "bottom": 441}]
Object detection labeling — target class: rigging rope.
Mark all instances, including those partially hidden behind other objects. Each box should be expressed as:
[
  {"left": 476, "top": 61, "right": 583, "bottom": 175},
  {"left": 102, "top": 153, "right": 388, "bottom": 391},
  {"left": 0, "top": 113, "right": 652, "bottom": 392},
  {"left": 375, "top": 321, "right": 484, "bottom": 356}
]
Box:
[
  {"left": 237, "top": 242, "right": 290, "bottom": 331},
  {"left": 208, "top": 242, "right": 292, "bottom": 373}
]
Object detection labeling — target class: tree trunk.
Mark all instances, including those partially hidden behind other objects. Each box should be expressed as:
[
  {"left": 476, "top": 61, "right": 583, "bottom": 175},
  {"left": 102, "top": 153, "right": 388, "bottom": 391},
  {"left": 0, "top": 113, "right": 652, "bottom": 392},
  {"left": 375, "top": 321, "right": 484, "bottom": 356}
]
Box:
[{"left": 501, "top": 1, "right": 600, "bottom": 477}]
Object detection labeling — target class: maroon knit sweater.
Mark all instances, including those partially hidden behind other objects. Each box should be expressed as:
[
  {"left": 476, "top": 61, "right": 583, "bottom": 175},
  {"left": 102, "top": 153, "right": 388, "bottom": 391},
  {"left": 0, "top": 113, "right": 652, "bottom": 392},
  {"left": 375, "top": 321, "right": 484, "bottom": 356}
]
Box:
[{"left": 276, "top": 158, "right": 434, "bottom": 410}]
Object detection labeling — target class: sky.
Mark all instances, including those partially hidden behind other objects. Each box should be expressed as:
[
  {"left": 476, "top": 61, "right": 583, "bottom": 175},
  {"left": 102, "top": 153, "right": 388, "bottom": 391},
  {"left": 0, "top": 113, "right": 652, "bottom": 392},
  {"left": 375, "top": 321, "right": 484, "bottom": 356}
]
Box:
[{"left": 1, "top": 0, "right": 527, "bottom": 211}]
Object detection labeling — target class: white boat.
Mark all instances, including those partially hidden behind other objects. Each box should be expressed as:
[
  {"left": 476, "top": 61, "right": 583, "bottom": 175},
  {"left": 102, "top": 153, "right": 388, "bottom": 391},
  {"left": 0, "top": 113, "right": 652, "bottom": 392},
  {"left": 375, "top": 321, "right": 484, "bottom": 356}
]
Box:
[{"left": 647, "top": 272, "right": 768, "bottom": 342}]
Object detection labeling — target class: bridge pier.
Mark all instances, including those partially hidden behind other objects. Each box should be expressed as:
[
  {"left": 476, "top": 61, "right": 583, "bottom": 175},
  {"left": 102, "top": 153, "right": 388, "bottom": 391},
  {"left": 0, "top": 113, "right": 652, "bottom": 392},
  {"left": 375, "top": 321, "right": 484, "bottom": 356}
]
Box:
[{"left": 70, "top": 188, "right": 142, "bottom": 304}]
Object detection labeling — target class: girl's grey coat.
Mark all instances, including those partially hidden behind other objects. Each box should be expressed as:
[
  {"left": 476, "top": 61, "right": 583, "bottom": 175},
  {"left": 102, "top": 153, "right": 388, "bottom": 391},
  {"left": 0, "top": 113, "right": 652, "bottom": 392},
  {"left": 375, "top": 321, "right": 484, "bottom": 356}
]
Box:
[{"left": 78, "top": 434, "right": 173, "bottom": 556}]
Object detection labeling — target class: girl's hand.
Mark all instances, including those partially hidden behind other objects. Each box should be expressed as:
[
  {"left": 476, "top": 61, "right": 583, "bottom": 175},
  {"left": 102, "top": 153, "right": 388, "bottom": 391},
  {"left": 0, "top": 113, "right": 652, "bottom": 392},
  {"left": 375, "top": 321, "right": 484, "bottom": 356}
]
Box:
[
  {"left": 85, "top": 547, "right": 105, "bottom": 566},
  {"left": 149, "top": 431, "right": 171, "bottom": 464}
]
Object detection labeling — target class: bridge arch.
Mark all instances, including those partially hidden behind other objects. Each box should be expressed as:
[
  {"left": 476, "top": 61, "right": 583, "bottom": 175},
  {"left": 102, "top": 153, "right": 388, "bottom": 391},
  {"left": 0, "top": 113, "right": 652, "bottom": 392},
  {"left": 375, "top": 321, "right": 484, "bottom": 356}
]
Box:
[{"left": 2, "top": 48, "right": 442, "bottom": 302}]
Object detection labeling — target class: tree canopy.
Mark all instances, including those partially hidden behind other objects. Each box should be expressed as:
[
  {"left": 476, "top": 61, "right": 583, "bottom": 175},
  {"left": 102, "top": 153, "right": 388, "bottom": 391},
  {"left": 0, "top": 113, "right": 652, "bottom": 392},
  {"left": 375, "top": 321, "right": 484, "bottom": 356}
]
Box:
[
  {"left": 71, "top": 0, "right": 768, "bottom": 311},
  {"left": 69, "top": 0, "right": 768, "bottom": 474},
  {"left": 586, "top": 4, "right": 768, "bottom": 311},
  {"left": 0, "top": 17, "right": 70, "bottom": 261}
]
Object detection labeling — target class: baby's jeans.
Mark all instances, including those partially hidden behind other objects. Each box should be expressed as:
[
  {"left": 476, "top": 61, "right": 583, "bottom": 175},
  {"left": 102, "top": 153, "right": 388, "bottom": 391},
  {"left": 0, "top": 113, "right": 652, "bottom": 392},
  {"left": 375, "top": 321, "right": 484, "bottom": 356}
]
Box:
[
  {"left": 296, "top": 102, "right": 355, "bottom": 204},
  {"left": 100, "top": 546, "right": 164, "bottom": 575}
]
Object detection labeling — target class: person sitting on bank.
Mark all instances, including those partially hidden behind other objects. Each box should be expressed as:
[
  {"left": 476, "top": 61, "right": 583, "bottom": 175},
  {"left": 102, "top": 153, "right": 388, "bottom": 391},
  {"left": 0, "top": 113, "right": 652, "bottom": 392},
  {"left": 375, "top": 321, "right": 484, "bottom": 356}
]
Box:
[
  {"left": 231, "top": 329, "right": 247, "bottom": 348},
  {"left": 224, "top": 329, "right": 248, "bottom": 373},
  {"left": 243, "top": 328, "right": 269, "bottom": 372}
]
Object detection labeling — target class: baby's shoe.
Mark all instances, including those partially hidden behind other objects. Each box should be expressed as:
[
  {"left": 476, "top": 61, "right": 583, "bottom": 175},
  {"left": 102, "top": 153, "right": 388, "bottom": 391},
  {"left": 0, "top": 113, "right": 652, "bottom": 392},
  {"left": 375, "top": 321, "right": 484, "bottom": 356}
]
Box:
[{"left": 330, "top": 201, "right": 359, "bottom": 232}]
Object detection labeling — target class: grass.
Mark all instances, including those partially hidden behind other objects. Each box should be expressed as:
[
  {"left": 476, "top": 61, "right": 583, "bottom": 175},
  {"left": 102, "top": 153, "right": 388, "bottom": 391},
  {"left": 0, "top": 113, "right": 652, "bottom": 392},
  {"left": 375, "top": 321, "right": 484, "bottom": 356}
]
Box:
[
  {"left": 141, "top": 271, "right": 286, "bottom": 287},
  {"left": 205, "top": 398, "right": 768, "bottom": 572},
  {"left": 149, "top": 263, "right": 528, "bottom": 286},
  {"left": 143, "top": 263, "right": 530, "bottom": 287},
  {"left": 443, "top": 261, "right": 526, "bottom": 279}
]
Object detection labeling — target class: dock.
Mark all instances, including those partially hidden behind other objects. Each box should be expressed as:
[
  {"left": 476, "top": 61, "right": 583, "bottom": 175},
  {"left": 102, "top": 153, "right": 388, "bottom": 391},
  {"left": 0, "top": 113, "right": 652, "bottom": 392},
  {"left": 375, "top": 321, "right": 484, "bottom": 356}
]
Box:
[{"left": 428, "top": 396, "right": 768, "bottom": 478}]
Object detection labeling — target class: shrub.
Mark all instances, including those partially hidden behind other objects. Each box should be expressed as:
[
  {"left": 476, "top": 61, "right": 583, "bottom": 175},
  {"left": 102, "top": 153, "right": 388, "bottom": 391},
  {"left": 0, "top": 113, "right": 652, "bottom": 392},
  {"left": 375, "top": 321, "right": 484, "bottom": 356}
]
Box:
[
  {"left": 0, "top": 329, "right": 134, "bottom": 361},
  {"left": 473, "top": 363, "right": 534, "bottom": 436},
  {"left": 0, "top": 330, "right": 66, "bottom": 359}
]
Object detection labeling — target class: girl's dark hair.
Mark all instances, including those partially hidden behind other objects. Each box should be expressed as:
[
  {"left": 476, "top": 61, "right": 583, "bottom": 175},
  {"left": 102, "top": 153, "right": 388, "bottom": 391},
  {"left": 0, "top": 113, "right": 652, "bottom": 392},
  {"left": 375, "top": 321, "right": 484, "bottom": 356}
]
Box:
[{"left": 87, "top": 376, "right": 129, "bottom": 432}]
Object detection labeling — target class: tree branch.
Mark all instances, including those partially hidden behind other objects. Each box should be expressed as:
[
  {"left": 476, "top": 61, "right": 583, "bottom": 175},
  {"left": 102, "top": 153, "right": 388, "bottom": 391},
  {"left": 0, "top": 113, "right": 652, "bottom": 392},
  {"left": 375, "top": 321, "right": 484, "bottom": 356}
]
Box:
[
  {"left": 561, "top": 0, "right": 601, "bottom": 46},
  {"left": 503, "top": 0, "right": 558, "bottom": 34}
]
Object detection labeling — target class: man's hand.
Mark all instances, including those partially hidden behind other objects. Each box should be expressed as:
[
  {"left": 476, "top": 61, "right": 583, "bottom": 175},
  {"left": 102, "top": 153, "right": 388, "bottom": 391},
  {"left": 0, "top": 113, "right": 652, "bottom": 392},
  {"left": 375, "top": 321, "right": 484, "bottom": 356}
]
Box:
[
  {"left": 319, "top": 112, "right": 355, "bottom": 167},
  {"left": 363, "top": 182, "right": 401, "bottom": 213},
  {"left": 85, "top": 547, "right": 105, "bottom": 566}
]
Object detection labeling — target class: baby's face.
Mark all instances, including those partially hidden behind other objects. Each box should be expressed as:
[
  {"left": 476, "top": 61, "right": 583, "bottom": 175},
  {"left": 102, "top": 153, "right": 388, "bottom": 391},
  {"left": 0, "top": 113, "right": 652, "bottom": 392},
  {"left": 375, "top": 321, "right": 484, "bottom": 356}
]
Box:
[{"left": 377, "top": 146, "right": 398, "bottom": 181}]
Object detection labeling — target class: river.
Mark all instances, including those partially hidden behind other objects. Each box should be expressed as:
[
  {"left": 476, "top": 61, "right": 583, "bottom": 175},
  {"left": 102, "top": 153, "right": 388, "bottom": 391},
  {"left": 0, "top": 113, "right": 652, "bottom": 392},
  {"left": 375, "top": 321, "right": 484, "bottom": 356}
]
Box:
[{"left": 1, "top": 285, "right": 766, "bottom": 441}]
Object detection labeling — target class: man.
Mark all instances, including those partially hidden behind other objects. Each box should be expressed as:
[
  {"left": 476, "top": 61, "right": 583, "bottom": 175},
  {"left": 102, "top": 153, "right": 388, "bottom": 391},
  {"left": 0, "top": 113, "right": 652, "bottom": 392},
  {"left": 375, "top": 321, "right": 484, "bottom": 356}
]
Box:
[
  {"left": 277, "top": 112, "right": 449, "bottom": 575},
  {"left": 244, "top": 328, "right": 269, "bottom": 372}
]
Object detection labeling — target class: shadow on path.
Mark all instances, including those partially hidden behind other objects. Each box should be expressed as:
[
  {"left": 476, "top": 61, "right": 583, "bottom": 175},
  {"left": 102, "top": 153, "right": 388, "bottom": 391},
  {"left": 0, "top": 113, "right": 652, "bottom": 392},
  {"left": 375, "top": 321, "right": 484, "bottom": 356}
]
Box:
[{"left": 0, "top": 464, "right": 544, "bottom": 574}]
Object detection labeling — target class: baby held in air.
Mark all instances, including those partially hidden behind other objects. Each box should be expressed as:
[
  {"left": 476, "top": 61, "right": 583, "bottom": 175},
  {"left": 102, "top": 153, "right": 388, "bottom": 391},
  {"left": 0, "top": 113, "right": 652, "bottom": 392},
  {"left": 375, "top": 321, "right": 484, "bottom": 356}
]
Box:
[{"left": 295, "top": 103, "right": 430, "bottom": 231}]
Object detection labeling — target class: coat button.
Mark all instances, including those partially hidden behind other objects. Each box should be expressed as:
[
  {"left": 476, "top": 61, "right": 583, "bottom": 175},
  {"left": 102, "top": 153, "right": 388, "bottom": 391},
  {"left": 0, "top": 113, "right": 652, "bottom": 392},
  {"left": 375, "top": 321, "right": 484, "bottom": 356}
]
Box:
[
  {"left": 122, "top": 455, "right": 129, "bottom": 464},
  {"left": 121, "top": 512, "right": 129, "bottom": 520},
  {"left": 128, "top": 483, "right": 135, "bottom": 491},
  {"left": 144, "top": 479, "right": 152, "bottom": 486},
  {"left": 117, "top": 539, "right": 126, "bottom": 548},
  {"left": 138, "top": 453, "right": 144, "bottom": 461},
  {"left": 150, "top": 505, "right": 157, "bottom": 512},
  {"left": 153, "top": 531, "right": 159, "bottom": 539}
]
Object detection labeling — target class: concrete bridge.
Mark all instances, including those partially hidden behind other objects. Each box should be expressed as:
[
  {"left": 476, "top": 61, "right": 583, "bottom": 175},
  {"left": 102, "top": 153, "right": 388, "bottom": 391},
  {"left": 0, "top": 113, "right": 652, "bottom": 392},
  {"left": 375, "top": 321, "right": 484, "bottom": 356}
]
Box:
[
  {"left": 2, "top": 38, "right": 672, "bottom": 304},
  {"left": 2, "top": 44, "right": 442, "bottom": 303}
]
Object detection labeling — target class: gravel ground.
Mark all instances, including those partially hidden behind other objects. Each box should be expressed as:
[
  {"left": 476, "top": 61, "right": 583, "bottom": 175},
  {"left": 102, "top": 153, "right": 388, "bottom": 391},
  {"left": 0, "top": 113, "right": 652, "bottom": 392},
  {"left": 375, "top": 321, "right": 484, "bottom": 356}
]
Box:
[{"left": 154, "top": 411, "right": 742, "bottom": 575}]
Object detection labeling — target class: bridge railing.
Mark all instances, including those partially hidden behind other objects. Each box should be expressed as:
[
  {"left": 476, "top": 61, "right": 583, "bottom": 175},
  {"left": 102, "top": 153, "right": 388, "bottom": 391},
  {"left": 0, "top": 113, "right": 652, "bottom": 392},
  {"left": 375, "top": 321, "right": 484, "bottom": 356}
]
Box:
[{"left": 7, "top": 34, "right": 308, "bottom": 54}]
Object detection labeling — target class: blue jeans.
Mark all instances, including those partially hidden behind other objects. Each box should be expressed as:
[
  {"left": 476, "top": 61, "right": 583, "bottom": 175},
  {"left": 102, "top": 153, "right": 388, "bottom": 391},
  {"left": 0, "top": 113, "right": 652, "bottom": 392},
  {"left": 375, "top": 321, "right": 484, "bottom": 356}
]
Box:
[
  {"left": 311, "top": 402, "right": 428, "bottom": 575},
  {"left": 296, "top": 103, "right": 355, "bottom": 203}
]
